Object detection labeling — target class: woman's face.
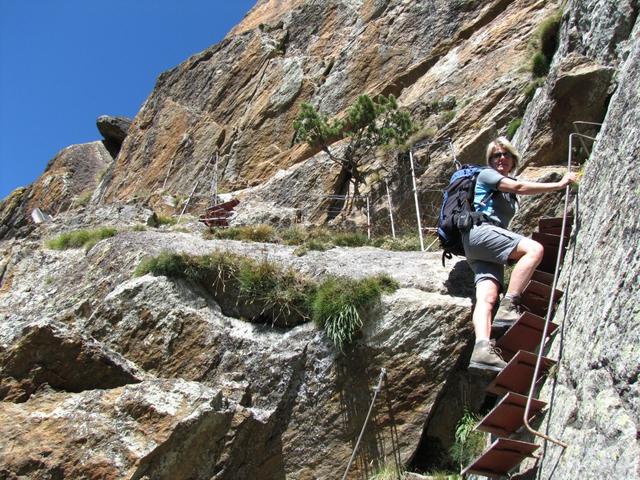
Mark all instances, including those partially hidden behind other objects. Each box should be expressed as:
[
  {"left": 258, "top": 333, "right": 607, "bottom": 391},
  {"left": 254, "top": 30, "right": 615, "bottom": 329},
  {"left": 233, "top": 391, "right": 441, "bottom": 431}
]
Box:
[{"left": 490, "top": 147, "right": 514, "bottom": 175}]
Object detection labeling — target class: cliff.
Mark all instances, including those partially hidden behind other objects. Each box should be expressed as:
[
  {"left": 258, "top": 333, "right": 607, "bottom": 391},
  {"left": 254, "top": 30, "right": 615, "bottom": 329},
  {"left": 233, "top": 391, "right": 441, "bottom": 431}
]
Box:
[{"left": 0, "top": 0, "right": 638, "bottom": 478}]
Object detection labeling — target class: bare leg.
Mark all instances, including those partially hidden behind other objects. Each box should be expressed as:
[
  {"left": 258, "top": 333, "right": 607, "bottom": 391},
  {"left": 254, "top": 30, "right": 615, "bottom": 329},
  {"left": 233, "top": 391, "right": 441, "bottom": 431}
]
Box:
[
  {"left": 473, "top": 279, "right": 500, "bottom": 340},
  {"left": 506, "top": 238, "right": 544, "bottom": 296}
]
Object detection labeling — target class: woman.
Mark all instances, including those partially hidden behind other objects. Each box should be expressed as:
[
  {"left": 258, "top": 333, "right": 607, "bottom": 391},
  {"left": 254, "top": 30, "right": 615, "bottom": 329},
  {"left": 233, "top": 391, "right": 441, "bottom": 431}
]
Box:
[{"left": 465, "top": 137, "right": 578, "bottom": 370}]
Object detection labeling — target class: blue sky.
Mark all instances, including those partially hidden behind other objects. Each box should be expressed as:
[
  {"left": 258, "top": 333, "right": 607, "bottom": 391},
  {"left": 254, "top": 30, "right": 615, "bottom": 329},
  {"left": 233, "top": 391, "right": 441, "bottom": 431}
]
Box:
[{"left": 0, "top": 0, "right": 256, "bottom": 200}]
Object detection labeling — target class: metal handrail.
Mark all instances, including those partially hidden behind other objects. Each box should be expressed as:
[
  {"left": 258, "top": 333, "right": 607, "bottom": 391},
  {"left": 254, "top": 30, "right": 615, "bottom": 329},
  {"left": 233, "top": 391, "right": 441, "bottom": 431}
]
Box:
[{"left": 522, "top": 131, "right": 599, "bottom": 448}]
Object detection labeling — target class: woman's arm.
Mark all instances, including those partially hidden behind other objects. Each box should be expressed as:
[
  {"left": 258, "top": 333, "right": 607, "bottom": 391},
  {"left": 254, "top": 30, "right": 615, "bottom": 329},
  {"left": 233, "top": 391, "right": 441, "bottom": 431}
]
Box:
[{"left": 497, "top": 172, "right": 579, "bottom": 195}]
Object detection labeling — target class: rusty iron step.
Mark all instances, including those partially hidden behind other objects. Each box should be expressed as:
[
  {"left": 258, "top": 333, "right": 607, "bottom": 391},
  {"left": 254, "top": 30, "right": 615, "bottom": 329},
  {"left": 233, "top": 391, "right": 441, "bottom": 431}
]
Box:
[
  {"left": 461, "top": 437, "right": 539, "bottom": 478},
  {"left": 495, "top": 312, "right": 558, "bottom": 361},
  {"left": 520, "top": 280, "right": 563, "bottom": 317},
  {"left": 199, "top": 198, "right": 240, "bottom": 228},
  {"left": 537, "top": 243, "right": 568, "bottom": 273},
  {"left": 487, "top": 350, "right": 556, "bottom": 397},
  {"left": 532, "top": 231, "right": 568, "bottom": 249},
  {"left": 538, "top": 216, "right": 573, "bottom": 236},
  {"left": 476, "top": 392, "right": 547, "bottom": 437},
  {"left": 531, "top": 269, "right": 555, "bottom": 286}
]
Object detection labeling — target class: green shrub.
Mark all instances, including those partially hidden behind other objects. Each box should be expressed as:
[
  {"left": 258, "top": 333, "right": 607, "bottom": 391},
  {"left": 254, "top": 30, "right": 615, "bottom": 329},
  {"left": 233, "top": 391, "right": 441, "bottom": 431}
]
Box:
[
  {"left": 531, "top": 51, "right": 549, "bottom": 78},
  {"left": 529, "top": 11, "right": 562, "bottom": 79},
  {"left": 312, "top": 274, "right": 398, "bottom": 350},
  {"left": 506, "top": 118, "right": 523, "bottom": 139},
  {"left": 449, "top": 409, "right": 485, "bottom": 470},
  {"left": 46, "top": 227, "right": 117, "bottom": 251}
]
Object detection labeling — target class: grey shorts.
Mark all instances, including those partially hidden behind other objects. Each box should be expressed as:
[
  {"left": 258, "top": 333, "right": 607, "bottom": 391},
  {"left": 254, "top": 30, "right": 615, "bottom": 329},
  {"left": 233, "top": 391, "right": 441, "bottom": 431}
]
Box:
[{"left": 462, "top": 224, "right": 524, "bottom": 289}]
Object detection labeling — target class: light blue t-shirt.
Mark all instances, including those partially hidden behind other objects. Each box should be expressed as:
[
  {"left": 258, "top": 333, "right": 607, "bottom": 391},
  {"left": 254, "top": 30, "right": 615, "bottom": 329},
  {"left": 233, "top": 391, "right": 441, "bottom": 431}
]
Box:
[{"left": 474, "top": 168, "right": 518, "bottom": 228}]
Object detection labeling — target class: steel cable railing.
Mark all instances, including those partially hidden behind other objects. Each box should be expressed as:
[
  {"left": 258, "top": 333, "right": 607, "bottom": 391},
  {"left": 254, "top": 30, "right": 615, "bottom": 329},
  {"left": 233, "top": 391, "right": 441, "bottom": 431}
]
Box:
[{"left": 522, "top": 128, "right": 600, "bottom": 448}]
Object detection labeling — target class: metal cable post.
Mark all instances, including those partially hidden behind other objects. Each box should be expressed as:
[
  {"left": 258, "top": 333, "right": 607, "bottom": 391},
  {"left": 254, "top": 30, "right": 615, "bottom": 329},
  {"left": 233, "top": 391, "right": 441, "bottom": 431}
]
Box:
[
  {"left": 409, "top": 148, "right": 425, "bottom": 251},
  {"left": 341, "top": 368, "right": 387, "bottom": 480}
]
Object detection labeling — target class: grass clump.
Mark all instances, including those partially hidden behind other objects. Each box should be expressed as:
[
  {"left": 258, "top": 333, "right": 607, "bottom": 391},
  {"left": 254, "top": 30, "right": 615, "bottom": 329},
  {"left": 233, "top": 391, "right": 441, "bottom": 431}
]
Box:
[
  {"left": 531, "top": 51, "right": 550, "bottom": 78},
  {"left": 135, "top": 251, "right": 398, "bottom": 348},
  {"left": 134, "top": 251, "right": 189, "bottom": 278},
  {"left": 156, "top": 215, "right": 177, "bottom": 227},
  {"left": 530, "top": 10, "right": 562, "bottom": 79},
  {"left": 312, "top": 274, "right": 398, "bottom": 350},
  {"left": 237, "top": 259, "right": 311, "bottom": 324},
  {"left": 449, "top": 409, "right": 485, "bottom": 470},
  {"left": 208, "top": 224, "right": 277, "bottom": 243},
  {"left": 506, "top": 118, "right": 523, "bottom": 139},
  {"left": 73, "top": 190, "right": 93, "bottom": 207},
  {"left": 370, "top": 462, "right": 405, "bottom": 480},
  {"left": 372, "top": 233, "right": 427, "bottom": 252},
  {"left": 46, "top": 227, "right": 117, "bottom": 251}
]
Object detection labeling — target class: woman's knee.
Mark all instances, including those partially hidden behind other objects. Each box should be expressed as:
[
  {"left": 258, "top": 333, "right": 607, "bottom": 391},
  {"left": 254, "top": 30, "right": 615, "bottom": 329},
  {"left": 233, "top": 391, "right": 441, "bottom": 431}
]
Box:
[
  {"left": 529, "top": 240, "right": 544, "bottom": 262},
  {"left": 513, "top": 238, "right": 544, "bottom": 262},
  {"left": 475, "top": 280, "right": 500, "bottom": 307}
]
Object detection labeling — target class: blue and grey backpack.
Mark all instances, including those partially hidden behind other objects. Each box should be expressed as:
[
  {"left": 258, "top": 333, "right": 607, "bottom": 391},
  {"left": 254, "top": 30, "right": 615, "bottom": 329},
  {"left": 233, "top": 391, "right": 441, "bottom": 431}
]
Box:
[{"left": 437, "top": 164, "right": 495, "bottom": 265}]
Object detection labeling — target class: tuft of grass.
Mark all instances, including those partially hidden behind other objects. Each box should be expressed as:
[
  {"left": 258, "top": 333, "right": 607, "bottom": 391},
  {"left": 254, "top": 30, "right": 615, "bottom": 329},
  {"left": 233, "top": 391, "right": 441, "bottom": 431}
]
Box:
[
  {"left": 237, "top": 259, "right": 311, "bottom": 324},
  {"left": 207, "top": 224, "right": 277, "bottom": 243},
  {"left": 132, "top": 224, "right": 147, "bottom": 232},
  {"left": 449, "top": 409, "right": 485, "bottom": 470},
  {"left": 46, "top": 227, "right": 117, "bottom": 251},
  {"left": 156, "top": 215, "right": 177, "bottom": 227},
  {"left": 370, "top": 462, "right": 405, "bottom": 480},
  {"left": 372, "top": 233, "right": 426, "bottom": 252},
  {"left": 312, "top": 274, "right": 398, "bottom": 350},
  {"left": 529, "top": 11, "right": 562, "bottom": 79},
  {"left": 331, "top": 231, "right": 369, "bottom": 247},
  {"left": 135, "top": 252, "right": 397, "bottom": 346},
  {"left": 279, "top": 225, "right": 308, "bottom": 245},
  {"left": 531, "top": 51, "right": 550, "bottom": 78},
  {"left": 73, "top": 190, "right": 93, "bottom": 207},
  {"left": 134, "top": 251, "right": 189, "bottom": 278},
  {"left": 538, "top": 11, "right": 562, "bottom": 60},
  {"left": 506, "top": 118, "right": 523, "bottom": 139}
]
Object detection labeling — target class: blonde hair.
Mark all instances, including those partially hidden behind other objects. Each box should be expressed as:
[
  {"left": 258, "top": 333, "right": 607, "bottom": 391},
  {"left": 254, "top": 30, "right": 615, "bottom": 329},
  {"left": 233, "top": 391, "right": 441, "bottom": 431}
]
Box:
[{"left": 485, "top": 136, "right": 520, "bottom": 173}]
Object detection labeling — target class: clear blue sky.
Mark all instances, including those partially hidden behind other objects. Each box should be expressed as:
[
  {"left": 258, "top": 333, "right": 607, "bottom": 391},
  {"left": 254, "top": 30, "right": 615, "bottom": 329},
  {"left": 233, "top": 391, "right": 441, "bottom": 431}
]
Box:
[{"left": 0, "top": 0, "right": 256, "bottom": 200}]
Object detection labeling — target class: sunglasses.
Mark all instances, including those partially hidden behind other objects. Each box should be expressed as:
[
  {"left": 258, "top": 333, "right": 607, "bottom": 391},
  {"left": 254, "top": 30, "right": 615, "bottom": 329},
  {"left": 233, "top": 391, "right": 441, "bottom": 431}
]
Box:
[{"left": 491, "top": 151, "right": 513, "bottom": 160}]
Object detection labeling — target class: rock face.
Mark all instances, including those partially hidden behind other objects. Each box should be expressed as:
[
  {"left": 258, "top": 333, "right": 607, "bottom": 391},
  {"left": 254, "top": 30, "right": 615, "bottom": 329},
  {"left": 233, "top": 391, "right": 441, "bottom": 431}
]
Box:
[
  {"left": 99, "top": 0, "right": 566, "bottom": 222},
  {"left": 96, "top": 114, "right": 133, "bottom": 157},
  {"left": 1, "top": 0, "right": 639, "bottom": 478},
  {"left": 0, "top": 214, "right": 476, "bottom": 478},
  {"left": 0, "top": 141, "right": 113, "bottom": 239},
  {"left": 529, "top": 11, "right": 640, "bottom": 479},
  {"left": 96, "top": 115, "right": 132, "bottom": 145}
]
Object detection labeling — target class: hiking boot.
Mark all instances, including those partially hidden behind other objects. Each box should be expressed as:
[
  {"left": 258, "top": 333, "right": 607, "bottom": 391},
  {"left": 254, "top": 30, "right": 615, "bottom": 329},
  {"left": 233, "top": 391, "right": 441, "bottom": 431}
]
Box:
[
  {"left": 493, "top": 295, "right": 521, "bottom": 328},
  {"left": 469, "top": 339, "right": 507, "bottom": 371}
]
